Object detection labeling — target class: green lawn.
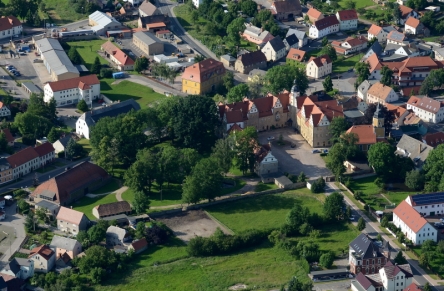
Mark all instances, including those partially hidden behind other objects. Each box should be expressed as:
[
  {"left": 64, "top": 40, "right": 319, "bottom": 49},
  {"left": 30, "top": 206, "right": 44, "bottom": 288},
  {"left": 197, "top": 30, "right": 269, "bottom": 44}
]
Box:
[
  {"left": 411, "top": 246, "right": 444, "bottom": 278},
  {"left": 91, "top": 179, "right": 121, "bottom": 194},
  {"left": 220, "top": 178, "right": 247, "bottom": 196},
  {"left": 40, "top": 0, "right": 88, "bottom": 24},
  {"left": 78, "top": 139, "right": 92, "bottom": 154},
  {"left": 255, "top": 182, "right": 279, "bottom": 192},
  {"left": 174, "top": 5, "right": 210, "bottom": 42},
  {"left": 100, "top": 79, "right": 165, "bottom": 109},
  {"left": 333, "top": 54, "right": 363, "bottom": 74},
  {"left": 207, "top": 189, "right": 324, "bottom": 233},
  {"left": 72, "top": 194, "right": 118, "bottom": 220},
  {"left": 94, "top": 239, "right": 308, "bottom": 291},
  {"left": 338, "top": 0, "right": 374, "bottom": 8},
  {"left": 66, "top": 40, "right": 109, "bottom": 71}
]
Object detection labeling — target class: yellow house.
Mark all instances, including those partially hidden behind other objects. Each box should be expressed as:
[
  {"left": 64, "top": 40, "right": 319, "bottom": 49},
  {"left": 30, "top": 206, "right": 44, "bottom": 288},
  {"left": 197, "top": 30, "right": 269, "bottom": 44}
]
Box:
[{"left": 182, "top": 59, "right": 226, "bottom": 95}]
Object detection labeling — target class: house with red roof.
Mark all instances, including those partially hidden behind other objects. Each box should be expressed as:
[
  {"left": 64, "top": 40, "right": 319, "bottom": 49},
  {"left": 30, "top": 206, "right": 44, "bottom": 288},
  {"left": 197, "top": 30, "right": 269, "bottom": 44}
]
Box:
[
  {"left": 128, "top": 238, "right": 148, "bottom": 254},
  {"left": 306, "top": 8, "right": 323, "bottom": 23},
  {"left": 345, "top": 125, "right": 376, "bottom": 151},
  {"left": 393, "top": 200, "right": 437, "bottom": 245},
  {"left": 28, "top": 245, "right": 55, "bottom": 273},
  {"left": 6, "top": 143, "right": 55, "bottom": 179},
  {"left": 182, "top": 58, "right": 225, "bottom": 95},
  {"left": 254, "top": 143, "right": 278, "bottom": 175},
  {"left": 403, "top": 283, "right": 423, "bottom": 291},
  {"left": 406, "top": 95, "right": 444, "bottom": 123},
  {"left": 0, "top": 16, "right": 22, "bottom": 40},
  {"left": 101, "top": 41, "right": 135, "bottom": 71},
  {"left": 331, "top": 36, "right": 367, "bottom": 55},
  {"left": 43, "top": 75, "right": 100, "bottom": 107},
  {"left": 308, "top": 15, "right": 339, "bottom": 39},
  {"left": 404, "top": 17, "right": 428, "bottom": 35},
  {"left": 422, "top": 131, "right": 444, "bottom": 147},
  {"left": 351, "top": 261, "right": 413, "bottom": 291},
  {"left": 306, "top": 54, "right": 332, "bottom": 78},
  {"left": 335, "top": 9, "right": 358, "bottom": 31},
  {"left": 398, "top": 5, "right": 419, "bottom": 25}
]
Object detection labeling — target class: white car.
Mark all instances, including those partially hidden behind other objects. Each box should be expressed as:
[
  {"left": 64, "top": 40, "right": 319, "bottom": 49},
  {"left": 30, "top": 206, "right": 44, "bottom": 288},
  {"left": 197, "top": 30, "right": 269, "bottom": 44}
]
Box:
[{"left": 267, "top": 136, "right": 275, "bottom": 141}]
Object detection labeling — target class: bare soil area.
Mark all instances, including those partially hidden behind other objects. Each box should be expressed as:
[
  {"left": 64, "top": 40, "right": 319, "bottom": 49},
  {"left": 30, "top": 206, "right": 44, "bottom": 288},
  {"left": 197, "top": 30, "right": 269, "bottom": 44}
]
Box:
[{"left": 157, "top": 210, "right": 231, "bottom": 243}]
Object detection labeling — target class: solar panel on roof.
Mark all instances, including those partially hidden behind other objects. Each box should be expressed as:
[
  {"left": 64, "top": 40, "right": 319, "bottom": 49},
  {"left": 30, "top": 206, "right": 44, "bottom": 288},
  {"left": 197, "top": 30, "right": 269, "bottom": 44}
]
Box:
[{"left": 411, "top": 192, "right": 444, "bottom": 205}]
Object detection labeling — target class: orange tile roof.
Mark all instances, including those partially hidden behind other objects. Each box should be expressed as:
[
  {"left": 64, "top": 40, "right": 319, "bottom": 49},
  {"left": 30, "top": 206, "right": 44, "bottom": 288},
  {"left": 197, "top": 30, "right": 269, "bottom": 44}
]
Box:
[
  {"left": 56, "top": 206, "right": 87, "bottom": 225},
  {"left": 345, "top": 36, "right": 367, "bottom": 47},
  {"left": 385, "top": 103, "right": 407, "bottom": 122},
  {"left": 148, "top": 22, "right": 166, "bottom": 29},
  {"left": 346, "top": 125, "right": 376, "bottom": 145},
  {"left": 286, "top": 48, "right": 306, "bottom": 61},
  {"left": 307, "top": 8, "right": 322, "bottom": 19},
  {"left": 405, "top": 17, "right": 420, "bottom": 28},
  {"left": 101, "top": 41, "right": 135, "bottom": 66},
  {"left": 368, "top": 24, "right": 382, "bottom": 36},
  {"left": 394, "top": 200, "right": 428, "bottom": 233},
  {"left": 399, "top": 5, "right": 414, "bottom": 18},
  {"left": 182, "top": 58, "right": 225, "bottom": 83},
  {"left": 366, "top": 53, "right": 382, "bottom": 72},
  {"left": 48, "top": 75, "right": 100, "bottom": 92},
  {"left": 367, "top": 82, "right": 394, "bottom": 100},
  {"left": 29, "top": 245, "right": 54, "bottom": 261}
]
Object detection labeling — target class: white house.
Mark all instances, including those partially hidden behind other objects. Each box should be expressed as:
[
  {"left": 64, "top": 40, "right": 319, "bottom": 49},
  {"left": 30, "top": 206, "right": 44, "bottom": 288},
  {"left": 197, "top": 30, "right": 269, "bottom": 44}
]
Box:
[
  {"left": 399, "top": 5, "right": 420, "bottom": 25},
  {"left": 254, "top": 144, "right": 278, "bottom": 176},
  {"left": 6, "top": 143, "right": 55, "bottom": 179},
  {"left": 0, "top": 16, "right": 22, "bottom": 40},
  {"left": 405, "top": 17, "right": 425, "bottom": 35},
  {"left": 0, "top": 102, "right": 11, "bottom": 118},
  {"left": 335, "top": 10, "right": 358, "bottom": 31},
  {"left": 286, "top": 29, "right": 308, "bottom": 47},
  {"left": 261, "top": 37, "right": 287, "bottom": 62},
  {"left": 331, "top": 36, "right": 367, "bottom": 55},
  {"left": 357, "top": 80, "right": 371, "bottom": 101},
  {"left": 309, "top": 15, "right": 339, "bottom": 39},
  {"left": 368, "top": 25, "right": 396, "bottom": 43},
  {"left": 28, "top": 245, "right": 56, "bottom": 273},
  {"left": 351, "top": 261, "right": 413, "bottom": 291},
  {"left": 393, "top": 200, "right": 437, "bottom": 245},
  {"left": 406, "top": 192, "right": 444, "bottom": 216},
  {"left": 0, "top": 258, "right": 34, "bottom": 280},
  {"left": 306, "top": 55, "right": 332, "bottom": 79},
  {"left": 44, "top": 75, "right": 100, "bottom": 107},
  {"left": 406, "top": 95, "right": 444, "bottom": 123},
  {"left": 76, "top": 99, "right": 141, "bottom": 139},
  {"left": 366, "top": 82, "right": 399, "bottom": 104}
]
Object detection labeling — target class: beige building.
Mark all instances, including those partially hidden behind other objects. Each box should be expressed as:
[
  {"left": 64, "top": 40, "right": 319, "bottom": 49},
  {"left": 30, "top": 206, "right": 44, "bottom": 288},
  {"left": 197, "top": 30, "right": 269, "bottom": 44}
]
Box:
[
  {"left": 28, "top": 245, "right": 55, "bottom": 273},
  {"left": 133, "top": 31, "right": 164, "bottom": 56},
  {"left": 261, "top": 37, "right": 287, "bottom": 62},
  {"left": 50, "top": 236, "right": 82, "bottom": 260},
  {"left": 234, "top": 50, "right": 267, "bottom": 74},
  {"left": 254, "top": 144, "right": 279, "bottom": 176},
  {"left": 56, "top": 207, "right": 89, "bottom": 234},
  {"left": 306, "top": 8, "right": 324, "bottom": 23},
  {"left": 366, "top": 82, "right": 398, "bottom": 105},
  {"left": 306, "top": 55, "right": 332, "bottom": 79}
]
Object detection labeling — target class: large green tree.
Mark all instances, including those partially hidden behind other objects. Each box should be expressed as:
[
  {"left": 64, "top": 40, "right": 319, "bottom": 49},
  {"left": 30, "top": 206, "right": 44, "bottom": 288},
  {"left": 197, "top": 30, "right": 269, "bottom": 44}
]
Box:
[
  {"left": 354, "top": 61, "right": 371, "bottom": 88},
  {"left": 264, "top": 65, "right": 308, "bottom": 95},
  {"left": 14, "top": 112, "right": 53, "bottom": 138},
  {"left": 47, "top": 127, "right": 59, "bottom": 143},
  {"left": 329, "top": 117, "right": 349, "bottom": 142},
  {"left": 357, "top": 217, "right": 366, "bottom": 231},
  {"left": 68, "top": 47, "right": 82, "bottom": 65},
  {"left": 323, "top": 192, "right": 345, "bottom": 221},
  {"left": 134, "top": 57, "right": 149, "bottom": 73},
  {"left": 367, "top": 142, "right": 396, "bottom": 177},
  {"left": 226, "top": 17, "right": 245, "bottom": 44},
  {"left": 124, "top": 148, "right": 159, "bottom": 195},
  {"left": 423, "top": 144, "right": 444, "bottom": 192},
  {"left": 226, "top": 84, "right": 249, "bottom": 103},
  {"left": 232, "top": 126, "right": 258, "bottom": 174},
  {"left": 240, "top": 0, "right": 257, "bottom": 16},
  {"left": 133, "top": 191, "right": 150, "bottom": 214},
  {"left": 320, "top": 45, "right": 337, "bottom": 62},
  {"left": 380, "top": 66, "right": 393, "bottom": 86},
  {"left": 90, "top": 136, "right": 119, "bottom": 173}
]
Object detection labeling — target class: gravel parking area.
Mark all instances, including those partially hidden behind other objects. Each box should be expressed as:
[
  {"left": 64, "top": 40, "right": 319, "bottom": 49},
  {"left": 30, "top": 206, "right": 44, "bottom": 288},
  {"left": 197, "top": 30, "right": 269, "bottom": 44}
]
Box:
[{"left": 258, "top": 128, "right": 332, "bottom": 179}]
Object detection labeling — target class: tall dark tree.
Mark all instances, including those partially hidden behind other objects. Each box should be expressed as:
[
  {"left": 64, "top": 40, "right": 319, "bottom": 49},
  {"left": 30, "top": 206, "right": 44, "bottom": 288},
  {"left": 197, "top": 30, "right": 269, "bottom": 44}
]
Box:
[
  {"left": 91, "top": 56, "right": 101, "bottom": 74},
  {"left": 423, "top": 144, "right": 444, "bottom": 192},
  {"left": 323, "top": 192, "right": 345, "bottom": 221},
  {"left": 232, "top": 126, "right": 258, "bottom": 175},
  {"left": 354, "top": 62, "right": 371, "bottom": 88},
  {"left": 124, "top": 148, "right": 159, "bottom": 195},
  {"left": 357, "top": 217, "right": 366, "bottom": 231},
  {"left": 368, "top": 142, "right": 396, "bottom": 177},
  {"left": 323, "top": 75, "right": 333, "bottom": 92},
  {"left": 134, "top": 57, "right": 149, "bottom": 73},
  {"left": 380, "top": 66, "right": 393, "bottom": 86},
  {"left": 68, "top": 47, "right": 82, "bottom": 64},
  {"left": 329, "top": 117, "right": 349, "bottom": 142},
  {"left": 47, "top": 127, "right": 59, "bottom": 143}
]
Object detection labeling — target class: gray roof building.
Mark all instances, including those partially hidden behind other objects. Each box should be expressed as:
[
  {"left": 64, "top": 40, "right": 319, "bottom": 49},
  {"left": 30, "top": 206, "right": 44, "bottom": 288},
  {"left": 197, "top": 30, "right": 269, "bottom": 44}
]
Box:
[
  {"left": 79, "top": 99, "right": 141, "bottom": 127},
  {"left": 50, "top": 236, "right": 81, "bottom": 252},
  {"left": 35, "top": 200, "right": 60, "bottom": 215},
  {"left": 134, "top": 31, "right": 162, "bottom": 46},
  {"left": 267, "top": 37, "right": 286, "bottom": 52},
  {"left": 35, "top": 38, "right": 63, "bottom": 53},
  {"left": 362, "top": 41, "right": 383, "bottom": 62},
  {"left": 395, "top": 134, "right": 433, "bottom": 169},
  {"left": 89, "top": 10, "right": 121, "bottom": 34}
]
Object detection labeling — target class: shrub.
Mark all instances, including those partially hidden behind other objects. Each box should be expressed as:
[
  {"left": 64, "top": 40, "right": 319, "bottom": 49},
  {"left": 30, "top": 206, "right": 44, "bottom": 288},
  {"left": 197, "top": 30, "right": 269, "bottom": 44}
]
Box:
[
  {"left": 145, "top": 224, "right": 169, "bottom": 245},
  {"left": 320, "top": 252, "right": 335, "bottom": 269},
  {"left": 100, "top": 68, "right": 113, "bottom": 78},
  {"left": 22, "top": 134, "right": 36, "bottom": 146}
]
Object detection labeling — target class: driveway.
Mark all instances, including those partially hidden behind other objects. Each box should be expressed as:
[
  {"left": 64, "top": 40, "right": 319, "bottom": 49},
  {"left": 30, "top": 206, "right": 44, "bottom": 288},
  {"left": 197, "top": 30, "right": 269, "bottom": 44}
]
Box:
[
  {"left": 0, "top": 201, "right": 26, "bottom": 262},
  {"left": 258, "top": 128, "right": 332, "bottom": 179}
]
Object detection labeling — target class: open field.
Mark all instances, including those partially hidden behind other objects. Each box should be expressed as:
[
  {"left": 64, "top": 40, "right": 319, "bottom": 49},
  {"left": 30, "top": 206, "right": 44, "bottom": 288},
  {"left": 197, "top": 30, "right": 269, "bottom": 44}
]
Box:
[
  {"left": 338, "top": 0, "right": 374, "bottom": 8},
  {"left": 100, "top": 79, "right": 165, "bottom": 109},
  {"left": 207, "top": 189, "right": 324, "bottom": 233},
  {"left": 333, "top": 54, "right": 363, "bottom": 74},
  {"left": 66, "top": 40, "right": 109, "bottom": 70},
  {"left": 41, "top": 0, "right": 86, "bottom": 25},
  {"left": 72, "top": 194, "right": 118, "bottom": 220},
  {"left": 91, "top": 179, "right": 121, "bottom": 194},
  {"left": 94, "top": 239, "right": 308, "bottom": 291}
]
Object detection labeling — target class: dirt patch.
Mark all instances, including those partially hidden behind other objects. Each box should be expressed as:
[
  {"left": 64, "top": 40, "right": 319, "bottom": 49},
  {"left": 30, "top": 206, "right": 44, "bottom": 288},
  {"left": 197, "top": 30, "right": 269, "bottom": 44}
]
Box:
[
  {"left": 156, "top": 210, "right": 230, "bottom": 243},
  {"left": 229, "top": 284, "right": 248, "bottom": 290}
]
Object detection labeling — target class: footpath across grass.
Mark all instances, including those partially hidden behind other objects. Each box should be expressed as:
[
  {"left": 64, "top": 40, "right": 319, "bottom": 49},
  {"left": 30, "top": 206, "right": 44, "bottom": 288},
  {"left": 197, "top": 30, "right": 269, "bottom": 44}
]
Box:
[{"left": 100, "top": 79, "right": 165, "bottom": 109}]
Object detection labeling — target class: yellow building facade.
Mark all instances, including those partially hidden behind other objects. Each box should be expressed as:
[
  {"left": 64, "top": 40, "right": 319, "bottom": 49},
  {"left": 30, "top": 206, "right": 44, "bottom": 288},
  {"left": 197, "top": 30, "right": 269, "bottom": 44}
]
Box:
[{"left": 182, "top": 59, "right": 226, "bottom": 95}]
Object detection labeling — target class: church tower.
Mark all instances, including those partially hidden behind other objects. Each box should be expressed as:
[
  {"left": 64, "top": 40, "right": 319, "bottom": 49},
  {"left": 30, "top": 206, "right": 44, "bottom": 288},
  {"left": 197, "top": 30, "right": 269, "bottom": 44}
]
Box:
[
  {"left": 289, "top": 79, "right": 301, "bottom": 128},
  {"left": 373, "top": 103, "right": 385, "bottom": 138}
]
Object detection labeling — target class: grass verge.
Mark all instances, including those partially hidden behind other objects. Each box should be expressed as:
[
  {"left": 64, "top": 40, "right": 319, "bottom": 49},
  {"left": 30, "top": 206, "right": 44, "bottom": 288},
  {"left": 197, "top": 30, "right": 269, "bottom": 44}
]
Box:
[
  {"left": 91, "top": 179, "right": 121, "bottom": 194},
  {"left": 72, "top": 194, "right": 118, "bottom": 220},
  {"left": 255, "top": 182, "right": 278, "bottom": 192}
]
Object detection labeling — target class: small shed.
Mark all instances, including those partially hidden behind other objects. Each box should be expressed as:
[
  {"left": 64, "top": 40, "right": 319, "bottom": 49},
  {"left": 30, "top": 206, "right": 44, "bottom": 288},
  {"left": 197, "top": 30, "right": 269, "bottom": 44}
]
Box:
[
  {"left": 22, "top": 82, "right": 42, "bottom": 96},
  {"left": 274, "top": 176, "right": 293, "bottom": 189},
  {"left": 220, "top": 54, "right": 236, "bottom": 67},
  {"left": 156, "top": 29, "right": 172, "bottom": 39}
]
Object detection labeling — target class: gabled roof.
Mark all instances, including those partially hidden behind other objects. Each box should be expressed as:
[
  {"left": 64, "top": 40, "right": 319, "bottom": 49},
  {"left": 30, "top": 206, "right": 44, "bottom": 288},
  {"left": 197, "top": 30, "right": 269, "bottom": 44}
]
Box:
[
  {"left": 236, "top": 51, "right": 267, "bottom": 67},
  {"left": 101, "top": 41, "right": 134, "bottom": 66},
  {"left": 285, "top": 34, "right": 299, "bottom": 46},
  {"left": 254, "top": 143, "right": 272, "bottom": 163},
  {"left": 6, "top": 146, "right": 39, "bottom": 167},
  {"left": 358, "top": 80, "right": 371, "bottom": 96},
  {"left": 56, "top": 207, "right": 88, "bottom": 225},
  {"left": 367, "top": 53, "right": 382, "bottom": 72},
  {"left": 50, "top": 235, "right": 81, "bottom": 252},
  {"left": 367, "top": 82, "right": 395, "bottom": 100},
  {"left": 393, "top": 200, "right": 428, "bottom": 233},
  {"left": 134, "top": 31, "right": 162, "bottom": 45},
  {"left": 349, "top": 233, "right": 385, "bottom": 260},
  {"left": 355, "top": 273, "right": 374, "bottom": 290},
  {"left": 79, "top": 99, "right": 141, "bottom": 126},
  {"left": 131, "top": 238, "right": 148, "bottom": 252},
  {"left": 139, "top": 0, "right": 159, "bottom": 16},
  {"left": 346, "top": 125, "right": 376, "bottom": 145},
  {"left": 395, "top": 134, "right": 433, "bottom": 165},
  {"left": 337, "top": 9, "right": 358, "bottom": 21},
  {"left": 0, "top": 16, "right": 21, "bottom": 31},
  {"left": 308, "top": 54, "right": 332, "bottom": 67},
  {"left": 29, "top": 245, "right": 55, "bottom": 261},
  {"left": 313, "top": 15, "right": 339, "bottom": 30},
  {"left": 34, "top": 142, "right": 55, "bottom": 157},
  {"left": 403, "top": 283, "right": 422, "bottom": 291},
  {"left": 286, "top": 28, "right": 306, "bottom": 40},
  {"left": 423, "top": 132, "right": 444, "bottom": 147},
  {"left": 307, "top": 8, "right": 322, "bottom": 19},
  {"left": 405, "top": 17, "right": 421, "bottom": 28},
  {"left": 407, "top": 95, "right": 444, "bottom": 114},
  {"left": 286, "top": 48, "right": 306, "bottom": 61},
  {"left": 387, "top": 30, "right": 406, "bottom": 42},
  {"left": 266, "top": 37, "right": 286, "bottom": 52},
  {"left": 182, "top": 58, "right": 225, "bottom": 83},
  {"left": 344, "top": 36, "right": 367, "bottom": 47},
  {"left": 94, "top": 201, "right": 131, "bottom": 217},
  {"left": 368, "top": 24, "right": 383, "bottom": 36},
  {"left": 399, "top": 5, "right": 414, "bottom": 18},
  {"left": 383, "top": 261, "right": 413, "bottom": 278},
  {"left": 272, "top": 0, "right": 302, "bottom": 13},
  {"left": 243, "top": 24, "right": 274, "bottom": 41},
  {"left": 47, "top": 75, "right": 100, "bottom": 92}
]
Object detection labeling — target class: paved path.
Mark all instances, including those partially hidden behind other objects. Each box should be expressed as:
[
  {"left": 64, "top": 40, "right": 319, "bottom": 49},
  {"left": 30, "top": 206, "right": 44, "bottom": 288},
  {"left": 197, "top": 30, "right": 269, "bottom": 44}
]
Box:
[
  {"left": 115, "top": 186, "right": 128, "bottom": 202},
  {"left": 328, "top": 182, "right": 443, "bottom": 290},
  {"left": 114, "top": 75, "right": 186, "bottom": 97},
  {"left": 0, "top": 201, "right": 26, "bottom": 263}
]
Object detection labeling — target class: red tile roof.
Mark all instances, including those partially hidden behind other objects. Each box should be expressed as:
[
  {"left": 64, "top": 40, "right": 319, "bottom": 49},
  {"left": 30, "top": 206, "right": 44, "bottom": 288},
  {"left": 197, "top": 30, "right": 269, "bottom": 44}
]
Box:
[
  {"left": 313, "top": 15, "right": 339, "bottom": 30},
  {"left": 29, "top": 245, "right": 54, "bottom": 261},
  {"left": 345, "top": 36, "right": 367, "bottom": 47},
  {"left": 297, "top": 95, "right": 343, "bottom": 126},
  {"left": 423, "top": 132, "right": 444, "bottom": 147},
  {"left": 337, "top": 9, "right": 358, "bottom": 21},
  {"left": 101, "top": 41, "right": 135, "bottom": 66},
  {"left": 286, "top": 48, "right": 306, "bottom": 61},
  {"left": 407, "top": 95, "right": 444, "bottom": 114},
  {"left": 394, "top": 200, "right": 428, "bottom": 233},
  {"left": 403, "top": 283, "right": 422, "bottom": 291},
  {"left": 272, "top": 0, "right": 302, "bottom": 13},
  {"left": 227, "top": 124, "right": 243, "bottom": 134},
  {"left": 405, "top": 17, "right": 420, "bottom": 28},
  {"left": 0, "top": 129, "right": 14, "bottom": 143},
  {"left": 346, "top": 125, "right": 376, "bottom": 145},
  {"left": 368, "top": 24, "right": 383, "bottom": 36},
  {"left": 56, "top": 207, "right": 87, "bottom": 225},
  {"left": 131, "top": 238, "right": 148, "bottom": 252},
  {"left": 399, "top": 5, "right": 414, "bottom": 18},
  {"left": 307, "top": 8, "right": 322, "bottom": 19},
  {"left": 6, "top": 147, "right": 39, "bottom": 167},
  {"left": 34, "top": 142, "right": 55, "bottom": 157},
  {"left": 182, "top": 58, "right": 225, "bottom": 83},
  {"left": 367, "top": 53, "right": 382, "bottom": 72},
  {"left": 0, "top": 16, "right": 21, "bottom": 31},
  {"left": 47, "top": 75, "right": 100, "bottom": 92},
  {"left": 148, "top": 22, "right": 166, "bottom": 29},
  {"left": 308, "top": 54, "right": 332, "bottom": 67},
  {"left": 255, "top": 143, "right": 272, "bottom": 163}
]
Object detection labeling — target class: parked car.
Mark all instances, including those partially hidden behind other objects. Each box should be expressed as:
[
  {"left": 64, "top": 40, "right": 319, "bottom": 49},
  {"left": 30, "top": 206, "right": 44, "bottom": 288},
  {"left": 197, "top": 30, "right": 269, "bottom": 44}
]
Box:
[
  {"left": 350, "top": 215, "right": 356, "bottom": 221},
  {"left": 322, "top": 149, "right": 328, "bottom": 154},
  {"left": 14, "top": 72, "right": 21, "bottom": 76},
  {"left": 267, "top": 136, "right": 275, "bottom": 141},
  {"left": 312, "top": 149, "right": 320, "bottom": 154}
]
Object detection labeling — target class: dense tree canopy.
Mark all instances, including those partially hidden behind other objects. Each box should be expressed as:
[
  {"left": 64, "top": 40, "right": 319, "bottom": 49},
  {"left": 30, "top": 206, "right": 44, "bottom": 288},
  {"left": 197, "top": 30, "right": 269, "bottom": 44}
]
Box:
[
  {"left": 264, "top": 65, "right": 308, "bottom": 95},
  {"left": 423, "top": 144, "right": 444, "bottom": 192},
  {"left": 227, "top": 84, "right": 250, "bottom": 103},
  {"left": 368, "top": 142, "right": 396, "bottom": 177},
  {"left": 323, "top": 192, "right": 345, "bottom": 221}
]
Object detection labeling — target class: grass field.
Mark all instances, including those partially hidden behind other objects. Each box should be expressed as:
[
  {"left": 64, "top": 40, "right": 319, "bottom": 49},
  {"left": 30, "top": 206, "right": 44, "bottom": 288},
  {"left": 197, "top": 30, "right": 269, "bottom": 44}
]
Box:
[
  {"left": 207, "top": 189, "right": 324, "bottom": 233},
  {"left": 72, "top": 194, "right": 118, "bottom": 220},
  {"left": 100, "top": 79, "right": 165, "bottom": 109},
  {"left": 91, "top": 179, "right": 121, "bottom": 194},
  {"left": 255, "top": 182, "right": 279, "bottom": 192},
  {"left": 41, "top": 0, "right": 86, "bottom": 25},
  {"left": 66, "top": 40, "right": 109, "bottom": 70},
  {"left": 333, "top": 54, "right": 363, "bottom": 74},
  {"left": 78, "top": 139, "right": 92, "bottom": 154},
  {"left": 338, "top": 0, "right": 374, "bottom": 8},
  {"left": 95, "top": 239, "right": 308, "bottom": 291}
]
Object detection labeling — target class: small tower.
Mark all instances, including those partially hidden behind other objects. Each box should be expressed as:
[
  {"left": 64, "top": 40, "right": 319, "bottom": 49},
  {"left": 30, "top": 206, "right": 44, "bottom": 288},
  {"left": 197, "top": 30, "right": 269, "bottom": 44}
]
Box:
[
  {"left": 373, "top": 103, "right": 385, "bottom": 138},
  {"left": 289, "top": 79, "right": 300, "bottom": 107}
]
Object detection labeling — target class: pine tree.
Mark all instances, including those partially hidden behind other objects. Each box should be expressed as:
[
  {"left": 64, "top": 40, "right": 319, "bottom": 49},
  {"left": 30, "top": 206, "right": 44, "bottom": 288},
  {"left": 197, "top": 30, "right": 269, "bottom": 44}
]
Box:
[
  {"left": 91, "top": 56, "right": 101, "bottom": 74},
  {"left": 77, "top": 99, "right": 89, "bottom": 112}
]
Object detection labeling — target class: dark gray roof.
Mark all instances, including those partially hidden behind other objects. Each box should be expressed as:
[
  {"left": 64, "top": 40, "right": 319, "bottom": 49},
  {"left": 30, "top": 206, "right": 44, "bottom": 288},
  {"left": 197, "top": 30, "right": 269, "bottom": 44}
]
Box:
[
  {"left": 382, "top": 26, "right": 396, "bottom": 33},
  {"left": 285, "top": 34, "right": 299, "bottom": 46},
  {"left": 344, "top": 109, "right": 364, "bottom": 119},
  {"left": 410, "top": 192, "right": 444, "bottom": 206},
  {"left": 3, "top": 258, "right": 32, "bottom": 275},
  {"left": 310, "top": 268, "right": 348, "bottom": 277},
  {"left": 349, "top": 233, "right": 385, "bottom": 259},
  {"left": 0, "top": 277, "right": 6, "bottom": 289},
  {"left": 362, "top": 41, "right": 383, "bottom": 61},
  {"left": 395, "top": 134, "right": 433, "bottom": 166},
  {"left": 57, "top": 136, "right": 73, "bottom": 148},
  {"left": 286, "top": 28, "right": 306, "bottom": 40},
  {"left": 36, "top": 200, "right": 60, "bottom": 212},
  {"left": 75, "top": 64, "right": 89, "bottom": 72},
  {"left": 22, "top": 82, "right": 41, "bottom": 94},
  {"left": 79, "top": 99, "right": 141, "bottom": 126},
  {"left": 267, "top": 37, "right": 286, "bottom": 52}
]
